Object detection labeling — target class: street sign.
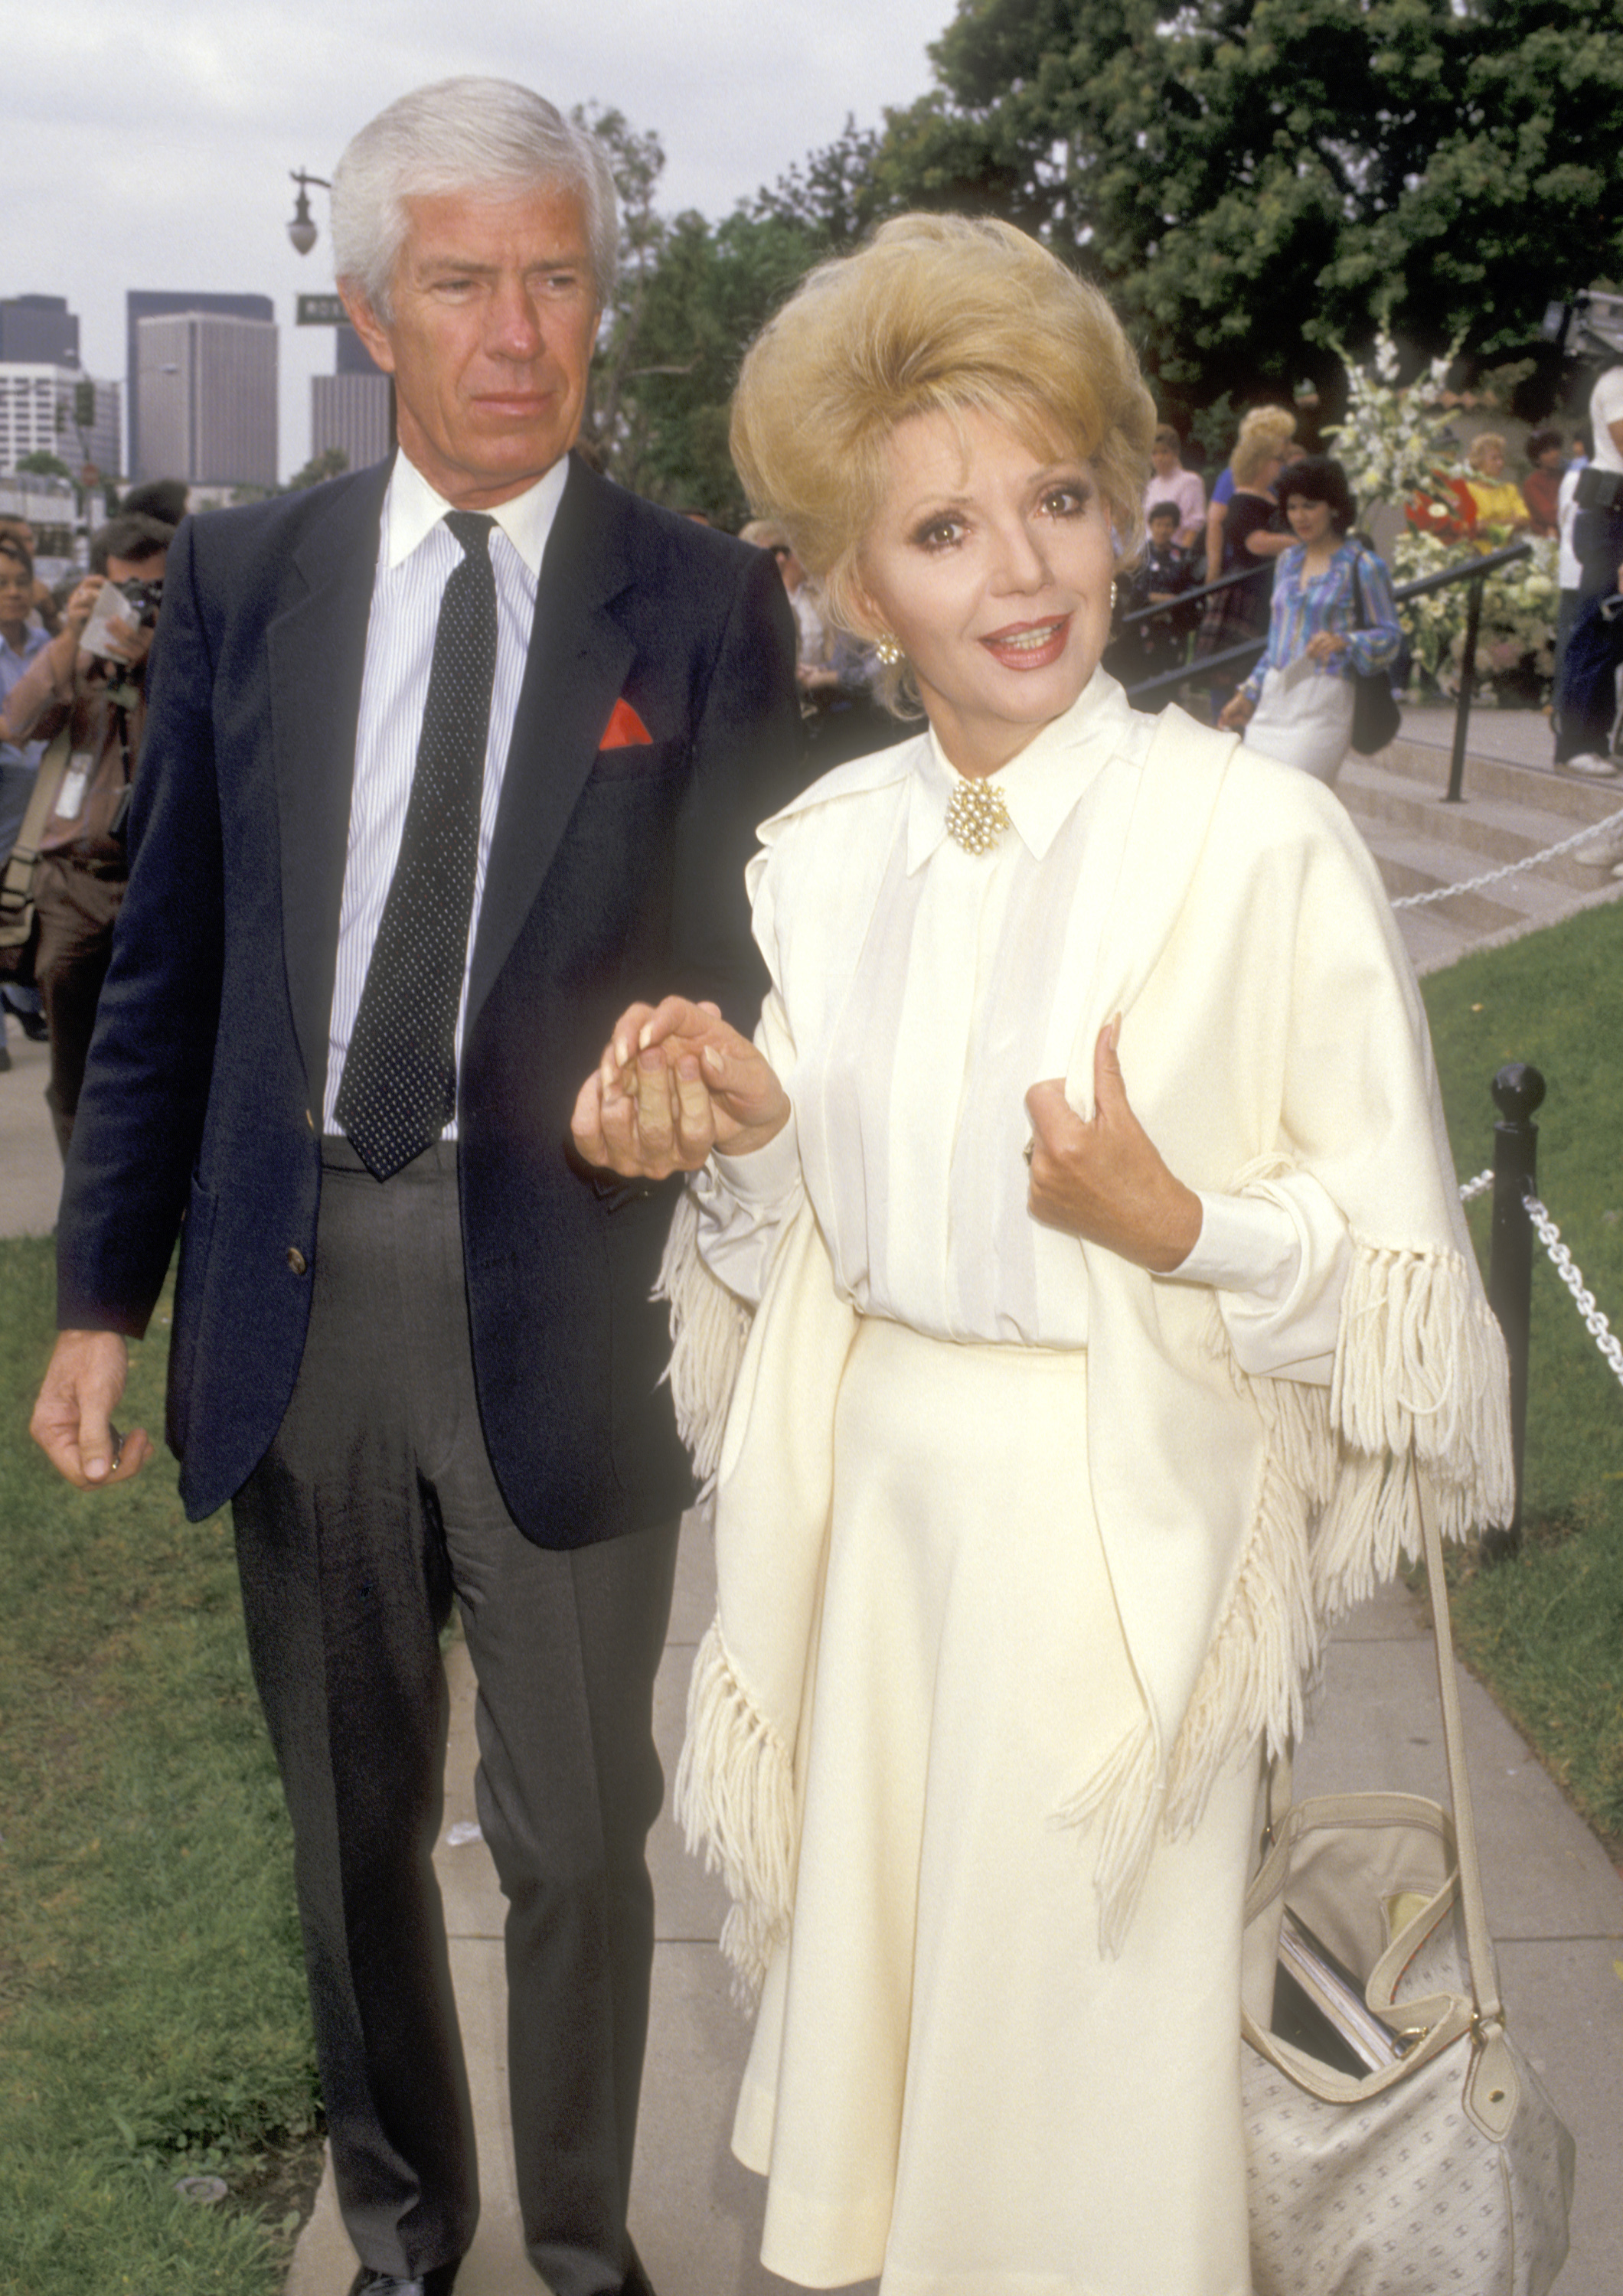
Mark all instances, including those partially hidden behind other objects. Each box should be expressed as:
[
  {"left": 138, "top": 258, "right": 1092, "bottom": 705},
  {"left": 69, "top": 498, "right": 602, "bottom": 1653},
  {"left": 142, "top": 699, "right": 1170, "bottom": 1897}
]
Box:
[{"left": 296, "top": 293, "right": 348, "bottom": 326}]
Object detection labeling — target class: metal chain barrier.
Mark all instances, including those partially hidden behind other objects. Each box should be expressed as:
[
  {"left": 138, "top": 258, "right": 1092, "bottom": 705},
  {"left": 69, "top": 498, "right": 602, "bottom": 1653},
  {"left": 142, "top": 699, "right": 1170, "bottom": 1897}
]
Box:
[
  {"left": 1391, "top": 804, "right": 1623, "bottom": 911},
  {"left": 1521, "top": 1192, "right": 1623, "bottom": 1393},
  {"left": 1458, "top": 1169, "right": 1494, "bottom": 1204}
]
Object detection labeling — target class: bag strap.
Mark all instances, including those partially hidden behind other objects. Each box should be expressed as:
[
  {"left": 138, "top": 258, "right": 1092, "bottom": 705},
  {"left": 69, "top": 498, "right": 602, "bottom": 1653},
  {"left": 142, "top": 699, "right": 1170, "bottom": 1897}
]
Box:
[
  {"left": 0, "top": 727, "right": 73, "bottom": 920},
  {"left": 1413, "top": 1453, "right": 1506, "bottom": 2030},
  {"left": 6, "top": 725, "right": 73, "bottom": 865}
]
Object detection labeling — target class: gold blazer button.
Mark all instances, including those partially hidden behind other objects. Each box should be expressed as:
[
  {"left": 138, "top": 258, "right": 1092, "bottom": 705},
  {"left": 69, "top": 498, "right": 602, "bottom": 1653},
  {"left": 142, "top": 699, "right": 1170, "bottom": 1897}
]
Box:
[{"left": 286, "top": 1246, "right": 309, "bottom": 1276}]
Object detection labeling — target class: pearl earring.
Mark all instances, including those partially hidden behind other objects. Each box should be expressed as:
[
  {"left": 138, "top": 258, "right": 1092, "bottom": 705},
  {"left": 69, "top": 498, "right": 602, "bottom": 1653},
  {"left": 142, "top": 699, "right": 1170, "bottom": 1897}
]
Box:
[{"left": 874, "top": 633, "right": 902, "bottom": 667}]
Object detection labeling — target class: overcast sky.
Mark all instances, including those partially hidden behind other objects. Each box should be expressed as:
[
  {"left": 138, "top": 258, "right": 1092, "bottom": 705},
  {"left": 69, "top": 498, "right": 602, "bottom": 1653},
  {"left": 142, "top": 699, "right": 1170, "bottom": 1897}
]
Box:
[{"left": 11, "top": 0, "right": 956, "bottom": 481}]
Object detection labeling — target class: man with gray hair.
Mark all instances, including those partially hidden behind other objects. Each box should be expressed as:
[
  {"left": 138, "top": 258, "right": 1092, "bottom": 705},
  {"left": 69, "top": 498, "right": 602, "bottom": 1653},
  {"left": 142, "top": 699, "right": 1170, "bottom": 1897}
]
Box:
[{"left": 30, "top": 77, "right": 799, "bottom": 2296}]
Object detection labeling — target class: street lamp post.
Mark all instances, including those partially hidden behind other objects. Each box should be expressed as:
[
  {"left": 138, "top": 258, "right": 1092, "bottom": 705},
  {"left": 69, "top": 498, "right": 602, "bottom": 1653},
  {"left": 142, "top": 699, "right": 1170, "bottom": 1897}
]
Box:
[
  {"left": 282, "top": 165, "right": 396, "bottom": 461},
  {"left": 286, "top": 171, "right": 331, "bottom": 258}
]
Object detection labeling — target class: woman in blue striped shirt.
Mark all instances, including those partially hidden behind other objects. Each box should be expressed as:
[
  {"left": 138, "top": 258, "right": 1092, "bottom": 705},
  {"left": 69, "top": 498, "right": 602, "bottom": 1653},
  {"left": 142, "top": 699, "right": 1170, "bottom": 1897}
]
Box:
[{"left": 1218, "top": 456, "right": 1402, "bottom": 785}]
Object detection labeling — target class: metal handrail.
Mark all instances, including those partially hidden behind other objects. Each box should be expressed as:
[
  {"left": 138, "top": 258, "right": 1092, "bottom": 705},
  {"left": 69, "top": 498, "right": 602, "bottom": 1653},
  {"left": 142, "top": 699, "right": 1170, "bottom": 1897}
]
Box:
[
  {"left": 1116, "top": 556, "right": 1272, "bottom": 628},
  {"left": 1122, "top": 537, "right": 1535, "bottom": 801}
]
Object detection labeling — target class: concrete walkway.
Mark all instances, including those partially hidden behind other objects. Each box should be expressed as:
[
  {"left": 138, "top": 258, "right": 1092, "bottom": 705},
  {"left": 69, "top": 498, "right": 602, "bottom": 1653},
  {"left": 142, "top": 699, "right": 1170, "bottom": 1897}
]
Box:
[{"left": 283, "top": 1537, "right": 1623, "bottom": 2296}]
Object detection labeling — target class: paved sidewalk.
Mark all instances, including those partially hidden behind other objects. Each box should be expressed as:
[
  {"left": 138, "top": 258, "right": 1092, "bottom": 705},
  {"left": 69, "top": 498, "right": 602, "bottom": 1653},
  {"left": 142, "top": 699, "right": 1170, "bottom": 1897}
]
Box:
[
  {"left": 286, "top": 1528, "right": 1623, "bottom": 2296},
  {"left": 0, "top": 1028, "right": 61, "bottom": 1235}
]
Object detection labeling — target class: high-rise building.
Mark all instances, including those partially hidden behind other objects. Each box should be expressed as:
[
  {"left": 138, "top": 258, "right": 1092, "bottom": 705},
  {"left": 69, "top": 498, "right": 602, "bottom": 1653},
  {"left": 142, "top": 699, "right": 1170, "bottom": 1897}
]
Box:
[
  {"left": 311, "top": 374, "right": 393, "bottom": 474},
  {"left": 0, "top": 368, "right": 120, "bottom": 481},
  {"left": 0, "top": 293, "right": 119, "bottom": 483},
  {"left": 311, "top": 320, "right": 391, "bottom": 477},
  {"left": 126, "top": 292, "right": 273, "bottom": 479},
  {"left": 0, "top": 294, "right": 79, "bottom": 367},
  {"left": 136, "top": 312, "right": 278, "bottom": 490}
]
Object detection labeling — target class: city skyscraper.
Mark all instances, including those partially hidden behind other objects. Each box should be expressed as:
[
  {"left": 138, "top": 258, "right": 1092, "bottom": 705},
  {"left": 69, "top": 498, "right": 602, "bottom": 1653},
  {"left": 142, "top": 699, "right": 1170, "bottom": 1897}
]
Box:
[
  {"left": 125, "top": 291, "right": 273, "bottom": 479},
  {"left": 0, "top": 293, "right": 120, "bottom": 481},
  {"left": 135, "top": 311, "right": 278, "bottom": 490},
  {"left": 0, "top": 294, "right": 79, "bottom": 367},
  {"left": 311, "top": 319, "right": 392, "bottom": 474}
]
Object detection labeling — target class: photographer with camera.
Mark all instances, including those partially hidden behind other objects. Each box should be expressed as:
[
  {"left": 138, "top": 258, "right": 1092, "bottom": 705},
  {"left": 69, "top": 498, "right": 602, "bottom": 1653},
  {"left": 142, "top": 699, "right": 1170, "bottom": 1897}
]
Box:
[{"left": 0, "top": 513, "right": 171, "bottom": 1154}]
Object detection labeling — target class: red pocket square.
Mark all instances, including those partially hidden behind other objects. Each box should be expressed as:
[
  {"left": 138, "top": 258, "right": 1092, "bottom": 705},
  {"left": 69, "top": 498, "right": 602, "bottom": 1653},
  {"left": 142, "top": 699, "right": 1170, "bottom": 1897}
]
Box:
[{"left": 600, "top": 697, "right": 653, "bottom": 749}]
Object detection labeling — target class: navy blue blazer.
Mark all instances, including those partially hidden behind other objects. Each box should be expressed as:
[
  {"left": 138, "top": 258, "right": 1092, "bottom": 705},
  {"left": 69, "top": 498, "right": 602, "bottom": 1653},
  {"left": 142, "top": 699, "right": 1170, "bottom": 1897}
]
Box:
[{"left": 55, "top": 454, "right": 802, "bottom": 1544}]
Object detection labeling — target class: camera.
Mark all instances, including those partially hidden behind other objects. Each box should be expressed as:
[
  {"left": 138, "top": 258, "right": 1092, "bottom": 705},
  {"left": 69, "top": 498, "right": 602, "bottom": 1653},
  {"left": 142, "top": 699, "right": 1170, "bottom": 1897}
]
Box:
[
  {"left": 1540, "top": 288, "right": 1623, "bottom": 367},
  {"left": 113, "top": 575, "right": 164, "bottom": 630}
]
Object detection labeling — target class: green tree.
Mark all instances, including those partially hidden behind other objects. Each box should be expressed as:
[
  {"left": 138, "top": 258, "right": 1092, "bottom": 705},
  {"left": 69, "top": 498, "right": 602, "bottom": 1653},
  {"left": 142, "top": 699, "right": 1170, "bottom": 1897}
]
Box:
[
  {"left": 15, "top": 449, "right": 74, "bottom": 482},
  {"left": 870, "top": 0, "right": 1623, "bottom": 418},
  {"left": 286, "top": 445, "right": 350, "bottom": 491}
]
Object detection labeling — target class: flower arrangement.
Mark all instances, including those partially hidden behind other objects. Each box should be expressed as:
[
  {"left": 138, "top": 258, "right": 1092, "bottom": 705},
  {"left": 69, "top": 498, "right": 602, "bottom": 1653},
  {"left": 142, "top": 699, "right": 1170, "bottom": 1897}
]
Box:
[{"left": 1326, "top": 333, "right": 1559, "bottom": 702}]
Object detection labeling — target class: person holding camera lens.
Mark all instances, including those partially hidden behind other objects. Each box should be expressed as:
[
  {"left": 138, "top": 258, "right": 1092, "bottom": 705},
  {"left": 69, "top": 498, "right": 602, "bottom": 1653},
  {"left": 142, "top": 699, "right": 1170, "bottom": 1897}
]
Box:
[{"left": 0, "top": 511, "right": 172, "bottom": 1153}]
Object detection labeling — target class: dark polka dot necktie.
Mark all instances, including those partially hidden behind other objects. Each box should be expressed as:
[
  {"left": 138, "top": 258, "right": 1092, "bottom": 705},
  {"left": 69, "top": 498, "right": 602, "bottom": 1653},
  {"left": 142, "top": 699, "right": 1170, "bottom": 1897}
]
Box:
[{"left": 335, "top": 509, "right": 497, "bottom": 1179}]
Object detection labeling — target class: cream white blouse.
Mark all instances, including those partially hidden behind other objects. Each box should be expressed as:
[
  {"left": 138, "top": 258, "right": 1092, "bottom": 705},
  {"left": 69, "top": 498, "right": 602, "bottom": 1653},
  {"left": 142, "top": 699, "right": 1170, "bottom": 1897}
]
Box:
[{"left": 693, "top": 673, "right": 1352, "bottom": 1382}]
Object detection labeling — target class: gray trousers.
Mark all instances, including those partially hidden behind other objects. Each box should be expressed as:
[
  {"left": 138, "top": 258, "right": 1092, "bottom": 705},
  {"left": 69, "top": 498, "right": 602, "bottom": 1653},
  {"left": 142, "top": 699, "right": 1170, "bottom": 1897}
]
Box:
[{"left": 233, "top": 1140, "right": 679, "bottom": 2294}]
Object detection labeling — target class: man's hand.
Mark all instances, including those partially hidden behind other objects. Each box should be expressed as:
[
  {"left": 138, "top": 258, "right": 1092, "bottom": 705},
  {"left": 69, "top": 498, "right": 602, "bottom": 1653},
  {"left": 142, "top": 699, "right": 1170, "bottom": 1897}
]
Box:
[
  {"left": 31, "top": 1329, "right": 153, "bottom": 1489},
  {"left": 571, "top": 996, "right": 790, "bottom": 1179},
  {"left": 1024, "top": 1019, "right": 1202, "bottom": 1271},
  {"left": 1217, "top": 692, "right": 1256, "bottom": 730}
]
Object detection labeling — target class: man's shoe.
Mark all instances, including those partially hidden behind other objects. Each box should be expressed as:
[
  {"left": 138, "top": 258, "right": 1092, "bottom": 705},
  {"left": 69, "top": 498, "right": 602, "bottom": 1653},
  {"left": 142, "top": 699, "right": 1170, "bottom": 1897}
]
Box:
[
  {"left": 1573, "top": 822, "right": 1623, "bottom": 867},
  {"left": 16, "top": 1010, "right": 48, "bottom": 1041},
  {"left": 1555, "top": 750, "right": 1622, "bottom": 778},
  {"left": 348, "top": 2266, "right": 460, "bottom": 2296},
  {"left": 0, "top": 1043, "right": 10, "bottom": 1072}
]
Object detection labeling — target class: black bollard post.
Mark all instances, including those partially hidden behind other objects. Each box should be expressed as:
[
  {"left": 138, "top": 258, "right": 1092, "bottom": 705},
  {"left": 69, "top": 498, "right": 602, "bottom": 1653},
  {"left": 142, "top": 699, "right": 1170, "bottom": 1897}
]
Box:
[{"left": 1482, "top": 1062, "right": 1544, "bottom": 1561}]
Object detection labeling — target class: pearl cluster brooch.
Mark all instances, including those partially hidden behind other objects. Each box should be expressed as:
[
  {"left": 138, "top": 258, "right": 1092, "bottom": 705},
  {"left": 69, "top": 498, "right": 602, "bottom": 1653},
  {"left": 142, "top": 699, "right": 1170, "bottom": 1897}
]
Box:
[{"left": 945, "top": 775, "right": 1011, "bottom": 855}]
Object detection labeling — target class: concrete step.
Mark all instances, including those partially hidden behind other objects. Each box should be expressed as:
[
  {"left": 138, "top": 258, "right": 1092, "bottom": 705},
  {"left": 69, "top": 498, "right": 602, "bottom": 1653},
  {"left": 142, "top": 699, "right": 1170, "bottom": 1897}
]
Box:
[
  {"left": 1373, "top": 735, "right": 1623, "bottom": 823},
  {"left": 1341, "top": 759, "right": 1609, "bottom": 889},
  {"left": 1336, "top": 737, "right": 1623, "bottom": 975}
]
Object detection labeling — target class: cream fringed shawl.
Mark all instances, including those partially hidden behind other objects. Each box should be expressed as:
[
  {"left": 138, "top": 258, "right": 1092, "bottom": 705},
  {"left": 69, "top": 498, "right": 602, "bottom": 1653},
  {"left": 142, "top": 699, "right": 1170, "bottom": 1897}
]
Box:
[{"left": 665, "top": 702, "right": 1513, "bottom": 1995}]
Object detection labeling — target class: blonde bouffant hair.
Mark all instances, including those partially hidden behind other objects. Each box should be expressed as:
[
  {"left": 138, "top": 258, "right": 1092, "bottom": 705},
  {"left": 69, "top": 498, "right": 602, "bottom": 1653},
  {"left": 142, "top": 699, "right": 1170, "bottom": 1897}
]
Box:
[
  {"left": 1230, "top": 409, "right": 1297, "bottom": 484},
  {"left": 1467, "top": 431, "right": 1506, "bottom": 472},
  {"left": 730, "top": 214, "right": 1156, "bottom": 651}
]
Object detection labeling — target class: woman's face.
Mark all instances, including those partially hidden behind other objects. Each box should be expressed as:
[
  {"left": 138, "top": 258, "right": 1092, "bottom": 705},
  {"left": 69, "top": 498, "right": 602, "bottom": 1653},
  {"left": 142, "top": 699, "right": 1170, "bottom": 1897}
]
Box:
[
  {"left": 855, "top": 404, "right": 1116, "bottom": 778},
  {"left": 1150, "top": 439, "right": 1178, "bottom": 475},
  {"left": 1476, "top": 440, "right": 1505, "bottom": 478},
  {"left": 1285, "top": 493, "right": 1334, "bottom": 546}
]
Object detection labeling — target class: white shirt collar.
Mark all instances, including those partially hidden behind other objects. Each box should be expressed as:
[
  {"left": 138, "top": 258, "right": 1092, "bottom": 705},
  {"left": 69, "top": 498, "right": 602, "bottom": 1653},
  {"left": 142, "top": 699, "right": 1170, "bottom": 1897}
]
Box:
[
  {"left": 381, "top": 448, "right": 570, "bottom": 575},
  {"left": 906, "top": 668, "right": 1140, "bottom": 871}
]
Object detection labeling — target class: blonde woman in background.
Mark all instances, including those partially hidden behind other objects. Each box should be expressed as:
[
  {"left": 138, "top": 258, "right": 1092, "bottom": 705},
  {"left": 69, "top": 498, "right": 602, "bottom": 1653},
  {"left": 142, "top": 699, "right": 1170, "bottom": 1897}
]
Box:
[
  {"left": 572, "top": 216, "right": 1510, "bottom": 2296},
  {"left": 1463, "top": 432, "right": 1533, "bottom": 540}
]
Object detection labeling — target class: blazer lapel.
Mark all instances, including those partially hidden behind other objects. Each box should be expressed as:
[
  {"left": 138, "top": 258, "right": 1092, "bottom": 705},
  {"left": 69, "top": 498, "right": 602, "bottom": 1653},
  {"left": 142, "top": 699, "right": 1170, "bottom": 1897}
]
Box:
[
  {"left": 267, "top": 462, "right": 390, "bottom": 1114},
  {"left": 466, "top": 458, "right": 635, "bottom": 1023}
]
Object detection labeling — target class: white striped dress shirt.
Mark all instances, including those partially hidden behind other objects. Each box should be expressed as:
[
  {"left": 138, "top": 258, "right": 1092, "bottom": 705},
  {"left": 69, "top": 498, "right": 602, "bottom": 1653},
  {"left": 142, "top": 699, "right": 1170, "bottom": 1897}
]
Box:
[{"left": 322, "top": 449, "right": 569, "bottom": 1136}]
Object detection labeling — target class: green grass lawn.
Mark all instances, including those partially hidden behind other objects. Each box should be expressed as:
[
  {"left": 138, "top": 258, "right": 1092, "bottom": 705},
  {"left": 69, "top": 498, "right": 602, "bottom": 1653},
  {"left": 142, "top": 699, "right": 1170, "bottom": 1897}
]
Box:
[
  {"left": 0, "top": 1242, "right": 319, "bottom": 2296},
  {"left": 1422, "top": 898, "right": 1623, "bottom": 1853}
]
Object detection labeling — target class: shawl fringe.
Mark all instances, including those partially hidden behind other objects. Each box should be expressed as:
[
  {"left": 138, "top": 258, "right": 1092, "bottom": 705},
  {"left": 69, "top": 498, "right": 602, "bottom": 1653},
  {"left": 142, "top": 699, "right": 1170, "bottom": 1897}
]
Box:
[
  {"left": 655, "top": 1190, "right": 753, "bottom": 1488},
  {"left": 1057, "top": 1231, "right": 1511, "bottom": 1949},
  {"left": 673, "top": 1619, "right": 795, "bottom": 2001},
  {"left": 1055, "top": 1714, "right": 1164, "bottom": 1958},
  {"left": 667, "top": 1195, "right": 1513, "bottom": 1985}
]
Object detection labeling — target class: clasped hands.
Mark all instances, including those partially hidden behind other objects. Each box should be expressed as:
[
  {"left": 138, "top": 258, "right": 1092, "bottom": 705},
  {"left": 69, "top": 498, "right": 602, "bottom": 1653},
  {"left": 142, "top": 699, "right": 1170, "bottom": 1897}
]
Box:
[
  {"left": 573, "top": 1004, "right": 1200, "bottom": 1276},
  {"left": 570, "top": 998, "right": 791, "bottom": 1179}
]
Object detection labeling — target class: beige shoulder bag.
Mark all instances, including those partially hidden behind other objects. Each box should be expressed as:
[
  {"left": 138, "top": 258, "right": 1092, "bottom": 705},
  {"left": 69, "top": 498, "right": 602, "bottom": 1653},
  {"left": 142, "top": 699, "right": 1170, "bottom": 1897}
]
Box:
[{"left": 1243, "top": 1459, "right": 1576, "bottom": 2295}]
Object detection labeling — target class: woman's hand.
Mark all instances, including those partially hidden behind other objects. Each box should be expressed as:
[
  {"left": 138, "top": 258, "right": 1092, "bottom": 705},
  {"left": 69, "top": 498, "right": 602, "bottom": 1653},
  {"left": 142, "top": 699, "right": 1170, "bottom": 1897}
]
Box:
[
  {"left": 1305, "top": 630, "right": 1348, "bottom": 662},
  {"left": 1024, "top": 1020, "right": 1202, "bottom": 1272},
  {"left": 570, "top": 996, "right": 790, "bottom": 1180},
  {"left": 1217, "top": 692, "right": 1255, "bottom": 730}
]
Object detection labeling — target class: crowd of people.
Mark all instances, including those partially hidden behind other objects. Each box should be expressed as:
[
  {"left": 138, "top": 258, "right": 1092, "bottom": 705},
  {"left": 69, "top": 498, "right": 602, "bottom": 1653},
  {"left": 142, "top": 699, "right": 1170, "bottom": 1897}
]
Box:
[{"left": 4, "top": 74, "right": 1590, "bottom": 2296}]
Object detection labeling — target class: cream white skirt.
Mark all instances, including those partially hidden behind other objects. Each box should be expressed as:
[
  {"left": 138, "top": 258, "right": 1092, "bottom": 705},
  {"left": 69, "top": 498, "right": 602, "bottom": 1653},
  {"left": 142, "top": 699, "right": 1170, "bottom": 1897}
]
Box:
[
  {"left": 732, "top": 1316, "right": 1259, "bottom": 2296},
  {"left": 1243, "top": 664, "right": 1354, "bottom": 784}
]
